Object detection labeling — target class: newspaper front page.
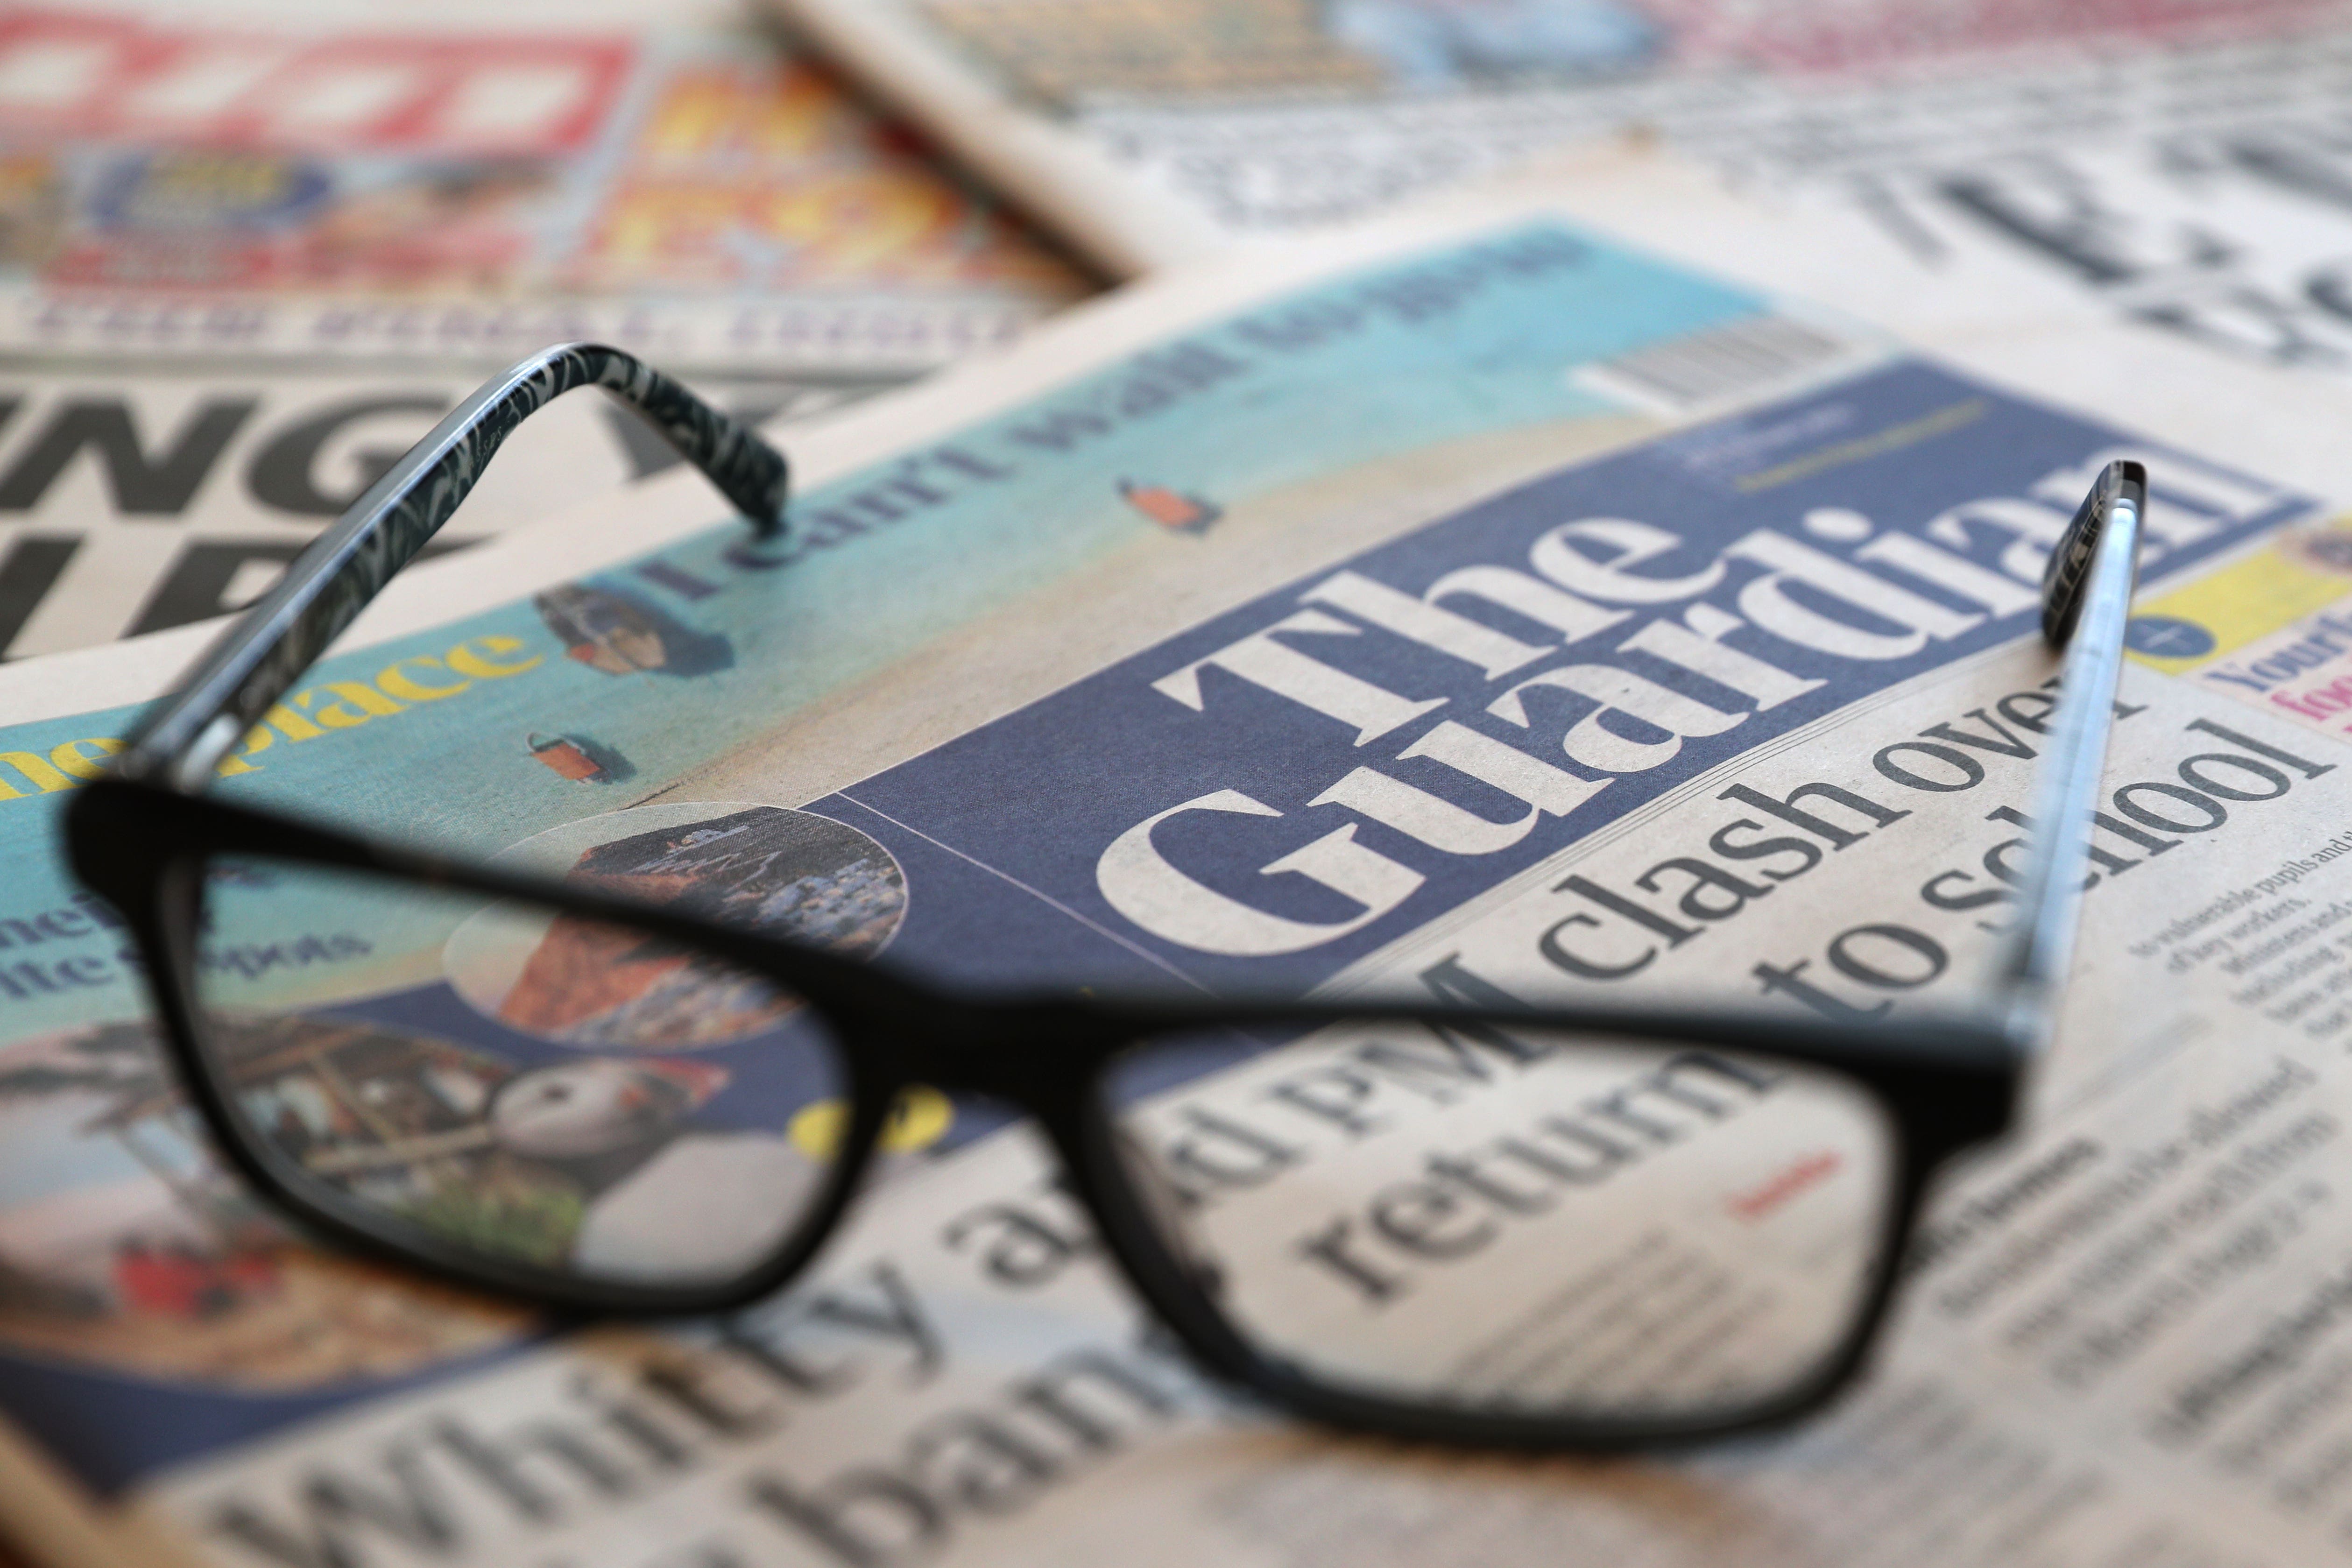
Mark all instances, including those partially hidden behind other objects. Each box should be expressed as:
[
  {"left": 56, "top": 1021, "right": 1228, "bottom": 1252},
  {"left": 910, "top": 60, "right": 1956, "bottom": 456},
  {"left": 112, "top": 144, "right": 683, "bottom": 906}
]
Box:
[{"left": 0, "top": 188, "right": 2348, "bottom": 1566}]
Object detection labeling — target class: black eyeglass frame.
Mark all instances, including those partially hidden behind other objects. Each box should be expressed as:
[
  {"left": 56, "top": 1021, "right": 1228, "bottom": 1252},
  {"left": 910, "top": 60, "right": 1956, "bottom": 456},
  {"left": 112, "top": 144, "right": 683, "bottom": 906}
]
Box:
[{"left": 64, "top": 344, "right": 2147, "bottom": 1453}]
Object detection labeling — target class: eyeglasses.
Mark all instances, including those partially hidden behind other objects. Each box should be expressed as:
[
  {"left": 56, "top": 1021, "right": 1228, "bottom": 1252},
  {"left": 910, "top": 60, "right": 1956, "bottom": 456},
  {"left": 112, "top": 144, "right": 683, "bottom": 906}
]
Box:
[{"left": 67, "top": 343, "right": 2142, "bottom": 1452}]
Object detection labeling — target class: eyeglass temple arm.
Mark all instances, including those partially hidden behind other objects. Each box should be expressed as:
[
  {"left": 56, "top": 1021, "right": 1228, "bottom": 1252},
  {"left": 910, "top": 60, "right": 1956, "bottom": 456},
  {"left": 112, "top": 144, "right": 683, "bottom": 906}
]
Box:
[
  {"left": 111, "top": 343, "right": 790, "bottom": 792},
  {"left": 1988, "top": 459, "right": 2147, "bottom": 1043}
]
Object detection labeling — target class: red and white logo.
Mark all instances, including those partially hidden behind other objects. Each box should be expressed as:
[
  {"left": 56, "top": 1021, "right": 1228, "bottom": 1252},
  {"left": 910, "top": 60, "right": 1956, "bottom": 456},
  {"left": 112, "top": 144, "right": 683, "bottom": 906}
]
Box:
[{"left": 0, "top": 8, "right": 634, "bottom": 155}]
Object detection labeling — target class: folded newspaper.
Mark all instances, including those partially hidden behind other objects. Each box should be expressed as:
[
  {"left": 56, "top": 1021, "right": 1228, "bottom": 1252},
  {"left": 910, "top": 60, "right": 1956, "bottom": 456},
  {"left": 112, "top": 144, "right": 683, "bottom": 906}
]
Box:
[{"left": 5, "top": 178, "right": 2352, "bottom": 1566}]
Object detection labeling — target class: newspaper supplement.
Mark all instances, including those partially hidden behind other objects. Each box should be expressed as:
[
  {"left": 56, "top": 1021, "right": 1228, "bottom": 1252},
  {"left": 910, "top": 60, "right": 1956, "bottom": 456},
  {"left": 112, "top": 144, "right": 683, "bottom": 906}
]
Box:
[
  {"left": 128, "top": 295, "right": 2352, "bottom": 1563},
  {"left": 771, "top": 0, "right": 2352, "bottom": 389},
  {"left": 0, "top": 364, "right": 895, "bottom": 659},
  {"left": 0, "top": 209, "right": 2335, "bottom": 1565},
  {"left": 0, "top": 7, "right": 1083, "bottom": 369}
]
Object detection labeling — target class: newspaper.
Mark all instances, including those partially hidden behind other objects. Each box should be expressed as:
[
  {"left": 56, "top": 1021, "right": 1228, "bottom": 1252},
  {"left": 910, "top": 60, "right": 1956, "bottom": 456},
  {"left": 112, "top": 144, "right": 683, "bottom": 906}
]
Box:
[
  {"left": 0, "top": 4, "right": 1085, "bottom": 370},
  {"left": 1, "top": 179, "right": 2352, "bottom": 1567},
  {"left": 0, "top": 360, "right": 894, "bottom": 660},
  {"left": 767, "top": 0, "right": 2352, "bottom": 389},
  {"left": 0, "top": 1, "right": 1092, "bottom": 660}
]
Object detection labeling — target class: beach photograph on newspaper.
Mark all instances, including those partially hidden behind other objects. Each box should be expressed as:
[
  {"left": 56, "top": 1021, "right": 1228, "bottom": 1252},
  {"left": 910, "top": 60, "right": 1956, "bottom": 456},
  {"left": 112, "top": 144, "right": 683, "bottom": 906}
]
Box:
[{"left": 2, "top": 206, "right": 2352, "bottom": 1564}]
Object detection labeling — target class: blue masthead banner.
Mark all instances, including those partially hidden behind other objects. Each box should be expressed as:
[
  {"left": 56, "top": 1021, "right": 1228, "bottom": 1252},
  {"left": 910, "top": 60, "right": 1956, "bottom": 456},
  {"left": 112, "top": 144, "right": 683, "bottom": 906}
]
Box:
[{"left": 825, "top": 361, "right": 2307, "bottom": 997}]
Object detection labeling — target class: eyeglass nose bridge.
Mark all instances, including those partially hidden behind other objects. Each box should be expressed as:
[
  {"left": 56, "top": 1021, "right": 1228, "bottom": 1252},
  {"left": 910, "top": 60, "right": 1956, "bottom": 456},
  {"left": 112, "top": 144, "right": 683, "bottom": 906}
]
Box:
[{"left": 876, "top": 1007, "right": 1122, "bottom": 1109}]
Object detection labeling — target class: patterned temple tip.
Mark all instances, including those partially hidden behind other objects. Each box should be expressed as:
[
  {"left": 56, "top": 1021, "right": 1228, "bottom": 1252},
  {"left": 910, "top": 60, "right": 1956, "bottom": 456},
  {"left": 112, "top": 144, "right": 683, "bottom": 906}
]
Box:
[
  {"left": 2041, "top": 459, "right": 2146, "bottom": 649},
  {"left": 114, "top": 343, "right": 791, "bottom": 791}
]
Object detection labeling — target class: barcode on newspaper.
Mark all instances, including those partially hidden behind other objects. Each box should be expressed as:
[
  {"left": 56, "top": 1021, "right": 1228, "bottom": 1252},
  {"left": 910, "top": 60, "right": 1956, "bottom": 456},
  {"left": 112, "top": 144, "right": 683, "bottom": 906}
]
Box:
[{"left": 1577, "top": 315, "right": 1851, "bottom": 413}]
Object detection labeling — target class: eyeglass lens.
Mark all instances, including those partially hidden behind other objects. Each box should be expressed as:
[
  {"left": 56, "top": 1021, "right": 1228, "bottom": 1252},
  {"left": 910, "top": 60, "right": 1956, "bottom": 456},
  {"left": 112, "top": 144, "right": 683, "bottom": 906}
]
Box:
[
  {"left": 1105, "top": 1023, "right": 1899, "bottom": 1422},
  {"left": 191, "top": 856, "right": 853, "bottom": 1291}
]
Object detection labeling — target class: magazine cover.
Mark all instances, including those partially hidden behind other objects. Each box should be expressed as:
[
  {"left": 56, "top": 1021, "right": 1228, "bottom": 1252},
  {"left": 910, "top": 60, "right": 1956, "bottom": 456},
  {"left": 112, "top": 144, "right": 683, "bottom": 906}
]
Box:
[{"left": 0, "top": 184, "right": 2351, "bottom": 1566}]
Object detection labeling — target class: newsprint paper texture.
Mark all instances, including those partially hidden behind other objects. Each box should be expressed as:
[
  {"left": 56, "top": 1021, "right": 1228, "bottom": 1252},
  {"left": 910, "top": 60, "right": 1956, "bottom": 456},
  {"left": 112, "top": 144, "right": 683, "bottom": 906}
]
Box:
[{"left": 0, "top": 190, "right": 2351, "bottom": 1566}]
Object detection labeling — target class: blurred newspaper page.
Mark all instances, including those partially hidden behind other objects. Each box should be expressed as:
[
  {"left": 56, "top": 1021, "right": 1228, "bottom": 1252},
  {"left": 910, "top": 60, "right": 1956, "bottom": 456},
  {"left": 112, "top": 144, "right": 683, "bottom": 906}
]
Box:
[
  {"left": 0, "top": 4, "right": 1091, "bottom": 661},
  {"left": 0, "top": 5, "right": 1085, "bottom": 369},
  {"left": 770, "top": 0, "right": 2352, "bottom": 390},
  {"left": 0, "top": 181, "right": 2348, "bottom": 1566}
]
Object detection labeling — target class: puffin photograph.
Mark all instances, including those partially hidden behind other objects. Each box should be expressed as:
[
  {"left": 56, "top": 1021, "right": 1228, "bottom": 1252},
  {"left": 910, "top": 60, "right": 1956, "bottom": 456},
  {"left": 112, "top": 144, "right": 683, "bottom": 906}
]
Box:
[{"left": 487, "top": 1058, "right": 824, "bottom": 1284}]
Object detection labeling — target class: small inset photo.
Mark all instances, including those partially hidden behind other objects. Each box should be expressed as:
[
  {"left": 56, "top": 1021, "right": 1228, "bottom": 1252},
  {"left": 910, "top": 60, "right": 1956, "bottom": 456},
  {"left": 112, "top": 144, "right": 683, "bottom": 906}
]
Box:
[{"left": 445, "top": 802, "right": 907, "bottom": 1049}]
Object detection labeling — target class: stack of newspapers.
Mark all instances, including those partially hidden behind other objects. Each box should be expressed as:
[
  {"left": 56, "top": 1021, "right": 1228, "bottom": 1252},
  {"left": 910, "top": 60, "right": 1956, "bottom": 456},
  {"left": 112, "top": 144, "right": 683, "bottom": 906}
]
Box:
[{"left": 16, "top": 2, "right": 2352, "bottom": 1564}]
